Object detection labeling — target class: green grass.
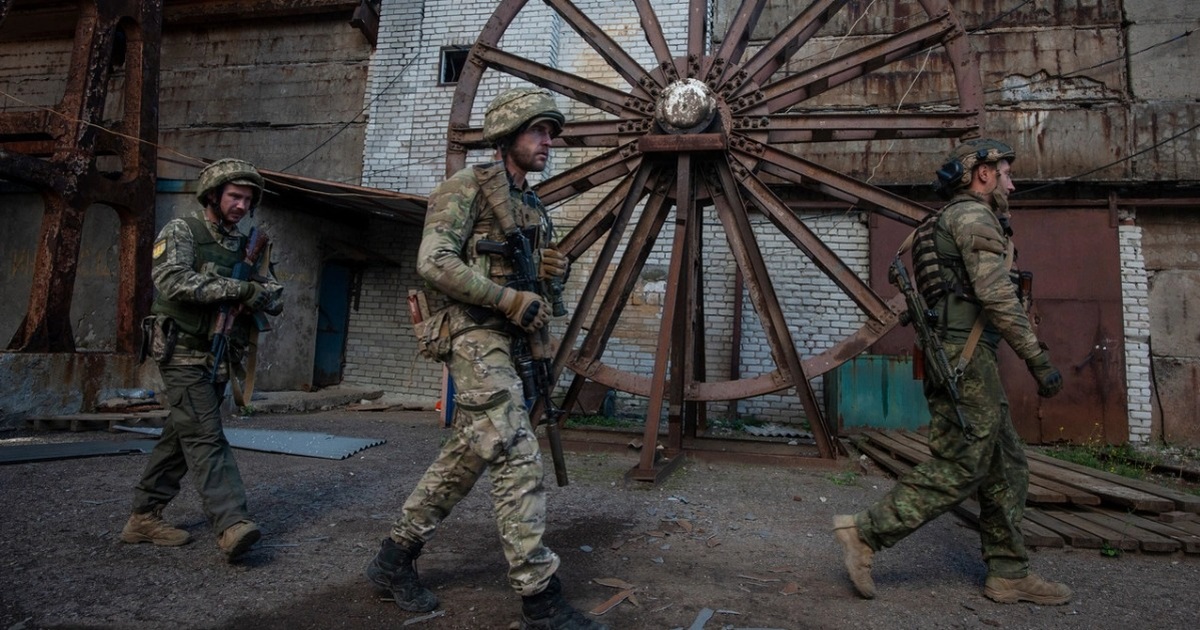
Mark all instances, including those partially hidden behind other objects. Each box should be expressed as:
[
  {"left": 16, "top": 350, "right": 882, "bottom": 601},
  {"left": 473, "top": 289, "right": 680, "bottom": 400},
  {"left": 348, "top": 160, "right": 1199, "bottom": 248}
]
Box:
[{"left": 827, "top": 471, "right": 861, "bottom": 487}]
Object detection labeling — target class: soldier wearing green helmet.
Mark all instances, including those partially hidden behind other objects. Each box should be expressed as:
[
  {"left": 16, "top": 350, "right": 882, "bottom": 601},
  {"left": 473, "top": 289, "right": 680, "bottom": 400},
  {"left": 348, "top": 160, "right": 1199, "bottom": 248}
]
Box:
[
  {"left": 365, "top": 88, "right": 603, "bottom": 630},
  {"left": 121, "top": 158, "right": 283, "bottom": 563},
  {"left": 834, "top": 138, "right": 1070, "bottom": 605}
]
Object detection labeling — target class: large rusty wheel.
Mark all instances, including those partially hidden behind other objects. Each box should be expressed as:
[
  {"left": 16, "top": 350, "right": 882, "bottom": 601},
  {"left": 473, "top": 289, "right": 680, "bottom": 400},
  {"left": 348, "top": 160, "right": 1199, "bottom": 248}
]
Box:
[{"left": 447, "top": 0, "right": 982, "bottom": 474}]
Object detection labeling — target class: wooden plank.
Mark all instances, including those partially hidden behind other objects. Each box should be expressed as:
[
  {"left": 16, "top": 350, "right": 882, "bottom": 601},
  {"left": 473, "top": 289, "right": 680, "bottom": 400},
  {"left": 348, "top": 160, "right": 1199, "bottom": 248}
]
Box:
[
  {"left": 1025, "top": 458, "right": 1175, "bottom": 513},
  {"left": 1023, "top": 510, "right": 1104, "bottom": 548},
  {"left": 1075, "top": 507, "right": 1180, "bottom": 553},
  {"left": 1027, "top": 451, "right": 1200, "bottom": 513},
  {"left": 861, "top": 431, "right": 930, "bottom": 467},
  {"left": 1036, "top": 508, "right": 1139, "bottom": 551},
  {"left": 1099, "top": 510, "right": 1200, "bottom": 554}
]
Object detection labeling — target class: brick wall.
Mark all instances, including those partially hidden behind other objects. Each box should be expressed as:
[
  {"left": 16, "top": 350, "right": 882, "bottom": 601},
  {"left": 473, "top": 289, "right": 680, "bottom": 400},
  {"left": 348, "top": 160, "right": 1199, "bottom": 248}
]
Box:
[{"left": 1119, "top": 218, "right": 1153, "bottom": 443}]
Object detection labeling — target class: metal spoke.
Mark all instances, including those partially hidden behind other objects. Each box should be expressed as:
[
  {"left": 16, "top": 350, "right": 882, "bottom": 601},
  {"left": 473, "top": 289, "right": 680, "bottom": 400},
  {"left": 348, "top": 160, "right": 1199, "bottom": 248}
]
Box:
[
  {"left": 473, "top": 44, "right": 651, "bottom": 118},
  {"left": 685, "top": 0, "right": 707, "bottom": 74},
  {"left": 726, "top": 0, "right": 847, "bottom": 99},
  {"left": 543, "top": 0, "right": 660, "bottom": 97},
  {"left": 705, "top": 0, "right": 769, "bottom": 86},
  {"left": 451, "top": 118, "right": 647, "bottom": 152},
  {"left": 758, "top": 111, "right": 979, "bottom": 143},
  {"left": 727, "top": 160, "right": 893, "bottom": 324},
  {"left": 632, "top": 0, "right": 679, "bottom": 82},
  {"left": 535, "top": 143, "right": 642, "bottom": 206},
  {"left": 732, "top": 138, "right": 931, "bottom": 225},
  {"left": 745, "top": 13, "right": 957, "bottom": 114},
  {"left": 555, "top": 171, "right": 641, "bottom": 259},
  {"left": 708, "top": 160, "right": 836, "bottom": 459}
]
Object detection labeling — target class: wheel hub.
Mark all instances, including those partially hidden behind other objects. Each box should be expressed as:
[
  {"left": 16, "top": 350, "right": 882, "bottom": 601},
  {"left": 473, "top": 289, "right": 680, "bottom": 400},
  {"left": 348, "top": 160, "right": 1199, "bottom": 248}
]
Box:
[{"left": 655, "top": 78, "right": 717, "bottom": 134}]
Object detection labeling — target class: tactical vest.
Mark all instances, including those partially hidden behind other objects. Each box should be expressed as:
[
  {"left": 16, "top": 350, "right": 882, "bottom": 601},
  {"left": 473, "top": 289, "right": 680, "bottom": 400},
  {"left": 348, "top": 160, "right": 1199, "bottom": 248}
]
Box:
[
  {"left": 911, "top": 198, "right": 975, "bottom": 308},
  {"left": 425, "top": 162, "right": 550, "bottom": 325},
  {"left": 151, "top": 217, "right": 251, "bottom": 348}
]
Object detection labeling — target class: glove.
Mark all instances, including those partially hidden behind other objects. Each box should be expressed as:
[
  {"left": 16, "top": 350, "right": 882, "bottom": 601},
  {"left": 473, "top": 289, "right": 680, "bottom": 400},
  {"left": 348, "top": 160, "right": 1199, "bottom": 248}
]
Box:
[
  {"left": 539, "top": 247, "right": 568, "bottom": 280},
  {"left": 239, "top": 281, "right": 271, "bottom": 312},
  {"left": 1025, "top": 350, "right": 1063, "bottom": 398},
  {"left": 496, "top": 287, "right": 550, "bottom": 333}
]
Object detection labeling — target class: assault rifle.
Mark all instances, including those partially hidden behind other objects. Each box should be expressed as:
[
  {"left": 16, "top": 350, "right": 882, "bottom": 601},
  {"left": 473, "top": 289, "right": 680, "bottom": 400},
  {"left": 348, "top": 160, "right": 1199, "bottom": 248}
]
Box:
[
  {"left": 474, "top": 231, "right": 570, "bottom": 487},
  {"left": 210, "top": 228, "right": 270, "bottom": 383},
  {"left": 889, "top": 257, "right": 970, "bottom": 437}
]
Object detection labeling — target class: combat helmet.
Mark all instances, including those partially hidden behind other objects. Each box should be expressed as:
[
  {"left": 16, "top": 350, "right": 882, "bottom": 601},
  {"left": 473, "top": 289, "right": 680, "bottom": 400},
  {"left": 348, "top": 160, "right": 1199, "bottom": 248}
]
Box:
[
  {"left": 934, "top": 138, "right": 1016, "bottom": 199},
  {"left": 195, "top": 158, "right": 265, "bottom": 208},
  {"left": 482, "top": 87, "right": 565, "bottom": 146}
]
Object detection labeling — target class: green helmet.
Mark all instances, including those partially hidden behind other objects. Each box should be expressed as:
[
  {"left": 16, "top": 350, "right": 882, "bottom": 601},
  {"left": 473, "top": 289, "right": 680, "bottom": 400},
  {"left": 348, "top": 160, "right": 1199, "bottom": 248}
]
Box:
[
  {"left": 195, "top": 158, "right": 265, "bottom": 208},
  {"left": 934, "top": 138, "right": 1016, "bottom": 198},
  {"left": 482, "top": 87, "right": 565, "bottom": 146}
]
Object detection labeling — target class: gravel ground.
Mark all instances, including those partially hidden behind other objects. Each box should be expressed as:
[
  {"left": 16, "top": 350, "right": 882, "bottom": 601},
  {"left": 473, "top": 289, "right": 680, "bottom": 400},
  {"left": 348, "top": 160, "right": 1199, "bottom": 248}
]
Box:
[{"left": 1, "top": 409, "right": 1197, "bottom": 630}]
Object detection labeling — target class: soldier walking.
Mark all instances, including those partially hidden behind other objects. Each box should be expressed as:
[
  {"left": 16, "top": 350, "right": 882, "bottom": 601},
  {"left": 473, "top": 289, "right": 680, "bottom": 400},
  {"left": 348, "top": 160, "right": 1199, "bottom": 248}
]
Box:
[
  {"left": 364, "top": 88, "right": 605, "bottom": 630},
  {"left": 121, "top": 158, "right": 283, "bottom": 562},
  {"left": 833, "top": 139, "right": 1070, "bottom": 605}
]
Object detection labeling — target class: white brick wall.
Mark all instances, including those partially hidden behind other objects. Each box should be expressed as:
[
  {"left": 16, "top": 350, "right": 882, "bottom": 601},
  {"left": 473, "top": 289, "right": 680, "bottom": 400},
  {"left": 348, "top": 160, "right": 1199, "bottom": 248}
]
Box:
[{"left": 1119, "top": 219, "right": 1154, "bottom": 443}]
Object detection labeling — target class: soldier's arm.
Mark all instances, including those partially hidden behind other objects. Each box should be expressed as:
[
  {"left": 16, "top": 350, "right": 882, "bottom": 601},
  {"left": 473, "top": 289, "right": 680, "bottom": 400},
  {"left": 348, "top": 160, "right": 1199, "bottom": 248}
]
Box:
[
  {"left": 416, "top": 173, "right": 506, "bottom": 306},
  {"left": 151, "top": 219, "right": 246, "bottom": 305},
  {"left": 948, "top": 206, "right": 1042, "bottom": 360}
]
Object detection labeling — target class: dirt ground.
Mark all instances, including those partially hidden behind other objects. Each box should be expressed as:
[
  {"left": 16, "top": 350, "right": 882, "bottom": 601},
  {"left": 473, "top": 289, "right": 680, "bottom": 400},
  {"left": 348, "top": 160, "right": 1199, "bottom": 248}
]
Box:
[{"left": 2, "top": 409, "right": 1198, "bottom": 630}]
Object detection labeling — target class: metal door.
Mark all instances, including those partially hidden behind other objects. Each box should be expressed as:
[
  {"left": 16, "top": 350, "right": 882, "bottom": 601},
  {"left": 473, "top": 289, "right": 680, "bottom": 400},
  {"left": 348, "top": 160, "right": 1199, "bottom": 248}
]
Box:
[{"left": 313, "top": 262, "right": 352, "bottom": 388}]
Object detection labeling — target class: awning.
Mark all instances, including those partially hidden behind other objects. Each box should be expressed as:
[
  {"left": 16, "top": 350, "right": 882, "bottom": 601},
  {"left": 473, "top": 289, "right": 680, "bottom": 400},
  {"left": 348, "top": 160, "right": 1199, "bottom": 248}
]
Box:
[{"left": 258, "top": 168, "right": 428, "bottom": 226}]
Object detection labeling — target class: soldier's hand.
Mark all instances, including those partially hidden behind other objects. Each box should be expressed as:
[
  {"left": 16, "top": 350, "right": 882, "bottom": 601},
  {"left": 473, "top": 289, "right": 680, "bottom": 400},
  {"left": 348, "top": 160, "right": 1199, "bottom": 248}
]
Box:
[
  {"left": 539, "top": 247, "right": 568, "bottom": 280},
  {"left": 1025, "top": 350, "right": 1063, "bottom": 398},
  {"left": 239, "top": 281, "right": 271, "bottom": 312},
  {"left": 496, "top": 288, "right": 550, "bottom": 333}
]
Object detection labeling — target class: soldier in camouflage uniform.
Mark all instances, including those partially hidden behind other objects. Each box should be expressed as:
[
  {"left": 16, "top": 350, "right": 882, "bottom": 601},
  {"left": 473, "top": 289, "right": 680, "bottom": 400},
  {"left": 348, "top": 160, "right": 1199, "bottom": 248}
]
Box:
[
  {"left": 121, "top": 158, "right": 283, "bottom": 562},
  {"left": 834, "top": 139, "right": 1070, "bottom": 605},
  {"left": 365, "top": 88, "right": 605, "bottom": 630}
]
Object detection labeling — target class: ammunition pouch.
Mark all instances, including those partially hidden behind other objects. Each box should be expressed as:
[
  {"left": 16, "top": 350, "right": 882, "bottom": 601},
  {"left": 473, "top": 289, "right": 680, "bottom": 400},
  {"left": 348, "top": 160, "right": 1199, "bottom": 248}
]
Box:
[
  {"left": 140, "top": 315, "right": 178, "bottom": 365},
  {"left": 414, "top": 308, "right": 452, "bottom": 362}
]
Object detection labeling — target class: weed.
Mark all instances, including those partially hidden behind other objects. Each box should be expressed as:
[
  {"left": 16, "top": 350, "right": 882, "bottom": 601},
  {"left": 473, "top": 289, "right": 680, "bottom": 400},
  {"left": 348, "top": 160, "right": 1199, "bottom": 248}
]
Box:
[
  {"left": 827, "top": 471, "right": 860, "bottom": 487},
  {"left": 565, "top": 415, "right": 642, "bottom": 429},
  {"left": 1100, "top": 541, "right": 1122, "bottom": 558}
]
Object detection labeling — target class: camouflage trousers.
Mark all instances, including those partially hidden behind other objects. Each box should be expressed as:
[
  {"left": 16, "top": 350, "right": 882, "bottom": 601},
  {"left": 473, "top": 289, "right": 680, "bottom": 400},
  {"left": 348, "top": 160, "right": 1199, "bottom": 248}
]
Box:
[
  {"left": 131, "top": 363, "right": 250, "bottom": 534},
  {"left": 855, "top": 343, "right": 1030, "bottom": 579},
  {"left": 392, "top": 327, "right": 560, "bottom": 596}
]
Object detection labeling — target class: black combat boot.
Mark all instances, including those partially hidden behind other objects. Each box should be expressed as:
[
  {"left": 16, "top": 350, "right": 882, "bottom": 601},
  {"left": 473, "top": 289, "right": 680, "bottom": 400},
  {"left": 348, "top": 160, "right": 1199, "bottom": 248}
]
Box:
[
  {"left": 520, "top": 575, "right": 609, "bottom": 630},
  {"left": 365, "top": 537, "right": 438, "bottom": 612}
]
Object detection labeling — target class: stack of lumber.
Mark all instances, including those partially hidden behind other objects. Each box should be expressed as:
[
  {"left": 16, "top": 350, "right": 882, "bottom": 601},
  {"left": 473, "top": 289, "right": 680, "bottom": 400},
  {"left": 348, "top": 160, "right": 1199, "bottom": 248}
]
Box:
[{"left": 855, "top": 430, "right": 1200, "bottom": 555}]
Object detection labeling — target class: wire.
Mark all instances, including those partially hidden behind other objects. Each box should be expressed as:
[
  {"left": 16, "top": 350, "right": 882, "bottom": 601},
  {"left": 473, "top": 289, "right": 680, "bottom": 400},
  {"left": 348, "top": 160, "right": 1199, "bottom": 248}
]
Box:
[
  {"left": 282, "top": 53, "right": 418, "bottom": 172},
  {"left": 1012, "top": 122, "right": 1200, "bottom": 197}
]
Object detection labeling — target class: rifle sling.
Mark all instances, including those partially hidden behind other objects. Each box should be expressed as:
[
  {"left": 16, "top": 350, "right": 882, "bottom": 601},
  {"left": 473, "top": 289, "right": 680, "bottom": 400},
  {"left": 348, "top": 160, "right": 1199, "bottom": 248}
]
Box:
[{"left": 229, "top": 328, "right": 259, "bottom": 408}]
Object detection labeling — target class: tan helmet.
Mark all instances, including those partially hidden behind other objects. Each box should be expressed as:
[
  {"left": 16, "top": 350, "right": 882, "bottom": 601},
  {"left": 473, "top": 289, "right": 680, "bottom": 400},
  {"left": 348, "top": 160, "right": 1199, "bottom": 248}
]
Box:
[
  {"left": 934, "top": 138, "right": 1016, "bottom": 198},
  {"left": 482, "top": 87, "right": 565, "bottom": 146},
  {"left": 195, "top": 158, "right": 265, "bottom": 208}
]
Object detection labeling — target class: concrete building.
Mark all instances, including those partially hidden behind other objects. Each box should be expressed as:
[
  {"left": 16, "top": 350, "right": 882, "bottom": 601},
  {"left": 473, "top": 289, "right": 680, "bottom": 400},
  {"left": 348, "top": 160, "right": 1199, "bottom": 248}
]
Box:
[{"left": 2, "top": 1, "right": 1197, "bottom": 447}]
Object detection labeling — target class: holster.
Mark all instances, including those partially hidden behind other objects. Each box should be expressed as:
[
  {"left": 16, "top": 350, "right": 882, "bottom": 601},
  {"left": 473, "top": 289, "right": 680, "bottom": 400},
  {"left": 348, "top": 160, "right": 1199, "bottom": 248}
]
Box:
[{"left": 140, "top": 315, "right": 178, "bottom": 365}]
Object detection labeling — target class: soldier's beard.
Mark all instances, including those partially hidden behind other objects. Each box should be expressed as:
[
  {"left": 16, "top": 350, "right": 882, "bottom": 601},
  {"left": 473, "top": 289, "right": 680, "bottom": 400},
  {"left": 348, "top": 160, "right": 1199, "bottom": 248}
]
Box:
[{"left": 990, "top": 187, "right": 1010, "bottom": 216}]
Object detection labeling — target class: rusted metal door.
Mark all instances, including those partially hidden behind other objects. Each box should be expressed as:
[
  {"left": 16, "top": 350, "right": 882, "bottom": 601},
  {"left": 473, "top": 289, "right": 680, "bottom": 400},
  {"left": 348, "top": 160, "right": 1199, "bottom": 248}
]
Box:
[{"left": 870, "top": 206, "right": 1127, "bottom": 445}]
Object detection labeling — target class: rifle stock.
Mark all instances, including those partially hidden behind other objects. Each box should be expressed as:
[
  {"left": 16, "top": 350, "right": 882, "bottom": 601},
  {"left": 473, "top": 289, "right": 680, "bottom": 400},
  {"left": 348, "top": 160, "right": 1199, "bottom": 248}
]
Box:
[{"left": 889, "top": 258, "right": 971, "bottom": 437}]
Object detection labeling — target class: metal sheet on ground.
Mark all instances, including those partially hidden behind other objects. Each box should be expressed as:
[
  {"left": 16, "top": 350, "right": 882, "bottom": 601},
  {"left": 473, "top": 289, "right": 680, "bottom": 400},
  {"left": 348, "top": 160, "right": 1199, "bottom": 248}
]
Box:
[
  {"left": 0, "top": 439, "right": 160, "bottom": 465},
  {"left": 114, "top": 426, "right": 385, "bottom": 460}
]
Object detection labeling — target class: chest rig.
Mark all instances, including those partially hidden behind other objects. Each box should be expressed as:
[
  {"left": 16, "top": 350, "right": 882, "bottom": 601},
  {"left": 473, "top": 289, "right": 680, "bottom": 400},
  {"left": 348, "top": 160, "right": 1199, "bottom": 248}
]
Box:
[
  {"left": 910, "top": 198, "right": 975, "bottom": 309},
  {"left": 151, "top": 217, "right": 251, "bottom": 346},
  {"left": 468, "top": 162, "right": 550, "bottom": 290}
]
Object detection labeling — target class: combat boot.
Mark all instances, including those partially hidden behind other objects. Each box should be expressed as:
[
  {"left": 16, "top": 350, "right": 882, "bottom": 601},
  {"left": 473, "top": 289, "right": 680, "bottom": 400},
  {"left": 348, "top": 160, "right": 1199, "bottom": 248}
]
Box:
[
  {"left": 120, "top": 507, "right": 192, "bottom": 546},
  {"left": 365, "top": 537, "right": 438, "bottom": 612},
  {"left": 984, "top": 574, "right": 1071, "bottom": 605},
  {"left": 520, "top": 575, "right": 608, "bottom": 630},
  {"left": 833, "top": 514, "right": 876, "bottom": 599},
  {"left": 217, "top": 520, "right": 260, "bottom": 561}
]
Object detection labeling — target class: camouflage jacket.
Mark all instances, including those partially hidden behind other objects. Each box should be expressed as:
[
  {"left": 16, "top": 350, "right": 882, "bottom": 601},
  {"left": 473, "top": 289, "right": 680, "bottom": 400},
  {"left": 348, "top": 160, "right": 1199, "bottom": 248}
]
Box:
[
  {"left": 933, "top": 191, "right": 1041, "bottom": 360},
  {"left": 416, "top": 161, "right": 550, "bottom": 335},
  {"left": 151, "top": 213, "right": 284, "bottom": 361}
]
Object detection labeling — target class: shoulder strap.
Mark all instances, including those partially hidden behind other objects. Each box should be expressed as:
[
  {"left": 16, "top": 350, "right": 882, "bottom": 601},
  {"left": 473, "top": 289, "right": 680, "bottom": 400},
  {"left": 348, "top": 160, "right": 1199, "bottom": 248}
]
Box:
[{"left": 475, "top": 163, "right": 520, "bottom": 235}]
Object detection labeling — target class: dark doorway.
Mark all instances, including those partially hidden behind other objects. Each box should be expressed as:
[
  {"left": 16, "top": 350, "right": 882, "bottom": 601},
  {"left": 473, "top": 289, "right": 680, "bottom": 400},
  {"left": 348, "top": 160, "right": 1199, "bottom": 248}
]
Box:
[{"left": 313, "top": 262, "right": 353, "bottom": 388}]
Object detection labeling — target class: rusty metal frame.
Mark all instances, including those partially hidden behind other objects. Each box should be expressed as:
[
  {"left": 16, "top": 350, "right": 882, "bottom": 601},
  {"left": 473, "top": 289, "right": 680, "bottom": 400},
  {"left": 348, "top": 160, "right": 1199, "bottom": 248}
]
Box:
[
  {"left": 1, "top": 0, "right": 161, "bottom": 353},
  {"left": 446, "top": 0, "right": 983, "bottom": 481}
]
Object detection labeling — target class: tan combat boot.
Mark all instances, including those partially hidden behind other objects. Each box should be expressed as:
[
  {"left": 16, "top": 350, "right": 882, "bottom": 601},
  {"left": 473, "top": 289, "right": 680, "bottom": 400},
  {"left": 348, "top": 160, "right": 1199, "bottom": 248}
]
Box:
[
  {"left": 984, "top": 574, "right": 1071, "bottom": 605},
  {"left": 120, "top": 507, "right": 192, "bottom": 546},
  {"left": 217, "top": 520, "right": 261, "bottom": 561},
  {"left": 833, "top": 514, "right": 876, "bottom": 599}
]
